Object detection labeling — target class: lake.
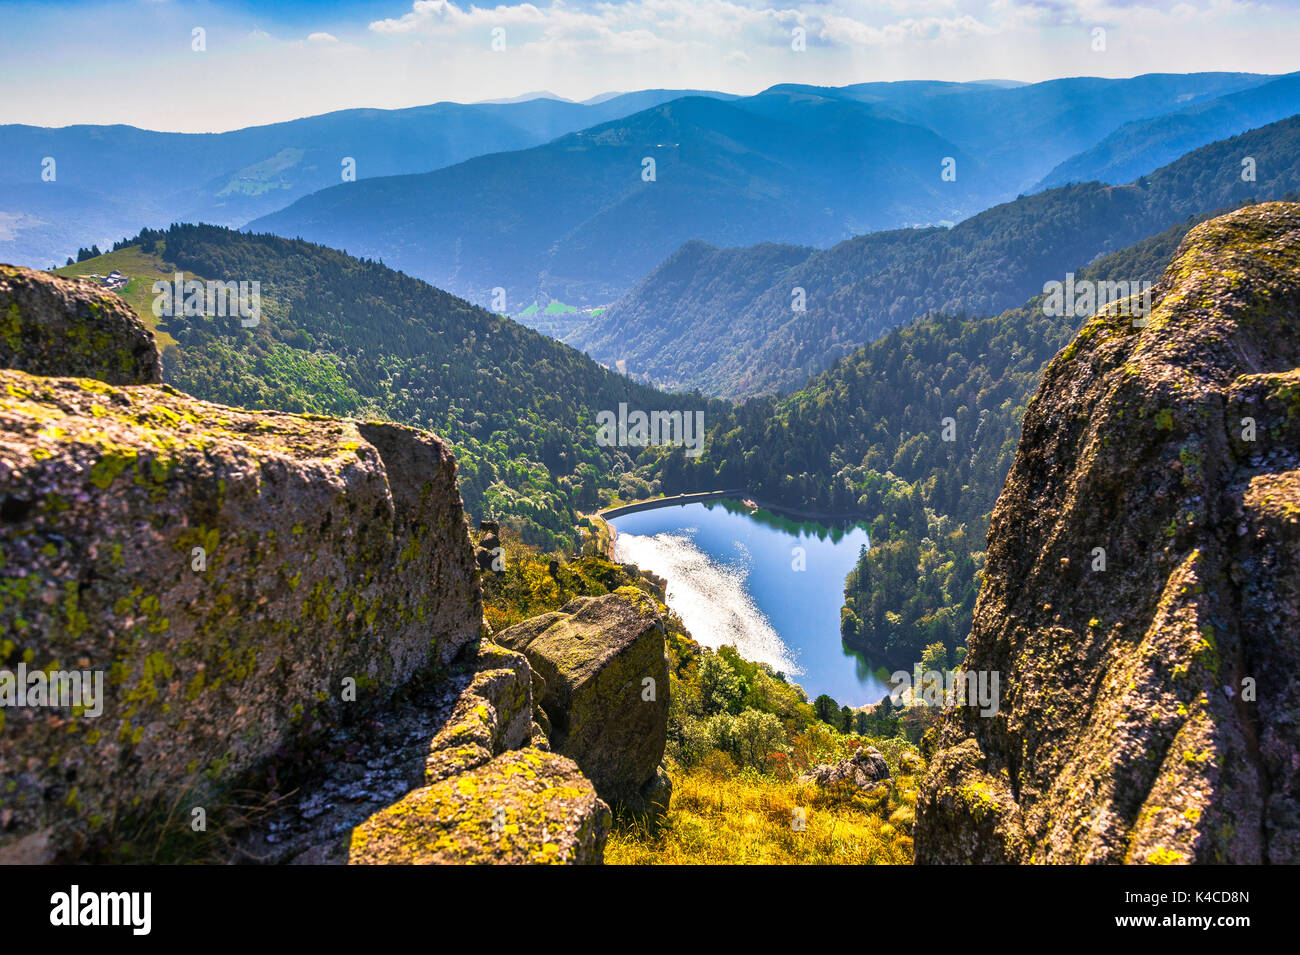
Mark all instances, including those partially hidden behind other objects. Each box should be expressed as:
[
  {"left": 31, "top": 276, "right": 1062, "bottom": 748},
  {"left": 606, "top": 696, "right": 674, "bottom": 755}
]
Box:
[{"left": 607, "top": 497, "right": 891, "bottom": 706}]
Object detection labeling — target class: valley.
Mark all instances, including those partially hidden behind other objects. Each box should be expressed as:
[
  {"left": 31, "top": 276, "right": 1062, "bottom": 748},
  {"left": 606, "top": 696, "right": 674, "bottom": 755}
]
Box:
[
  {"left": 606, "top": 497, "right": 884, "bottom": 705},
  {"left": 3, "top": 14, "right": 1299, "bottom": 881}
]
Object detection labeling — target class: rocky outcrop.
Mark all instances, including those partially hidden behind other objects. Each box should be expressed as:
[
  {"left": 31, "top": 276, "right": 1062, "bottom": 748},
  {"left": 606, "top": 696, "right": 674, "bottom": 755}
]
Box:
[
  {"left": 804, "top": 746, "right": 891, "bottom": 791},
  {"left": 0, "top": 265, "right": 160, "bottom": 385},
  {"left": 347, "top": 748, "right": 609, "bottom": 864},
  {"left": 244, "top": 638, "right": 609, "bottom": 865},
  {"left": 0, "top": 267, "right": 662, "bottom": 865},
  {"left": 424, "top": 640, "right": 535, "bottom": 783},
  {"left": 496, "top": 591, "right": 670, "bottom": 811},
  {"left": 915, "top": 203, "right": 1300, "bottom": 864},
  {"left": 0, "top": 360, "right": 482, "bottom": 860}
]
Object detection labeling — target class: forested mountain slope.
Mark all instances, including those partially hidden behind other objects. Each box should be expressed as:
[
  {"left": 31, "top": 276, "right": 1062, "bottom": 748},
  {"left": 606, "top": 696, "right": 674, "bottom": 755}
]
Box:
[
  {"left": 647, "top": 198, "right": 1291, "bottom": 670},
  {"left": 573, "top": 115, "right": 1300, "bottom": 398},
  {"left": 58, "top": 224, "right": 720, "bottom": 548}
]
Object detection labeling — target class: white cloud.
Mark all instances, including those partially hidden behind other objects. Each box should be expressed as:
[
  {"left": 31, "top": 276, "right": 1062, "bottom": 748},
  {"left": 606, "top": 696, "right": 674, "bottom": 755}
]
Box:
[
  {"left": 819, "top": 12, "right": 997, "bottom": 46},
  {"left": 369, "top": 0, "right": 802, "bottom": 50},
  {"left": 1, "top": 0, "right": 1296, "bottom": 131},
  {"left": 370, "top": 1, "right": 550, "bottom": 35}
]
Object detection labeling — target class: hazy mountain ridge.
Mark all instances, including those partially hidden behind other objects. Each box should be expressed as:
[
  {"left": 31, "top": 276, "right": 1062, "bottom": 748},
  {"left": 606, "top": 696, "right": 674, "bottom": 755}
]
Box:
[
  {"left": 248, "top": 73, "right": 1283, "bottom": 313},
  {"left": 574, "top": 113, "right": 1300, "bottom": 398},
  {"left": 247, "top": 93, "right": 982, "bottom": 308},
  {"left": 0, "top": 90, "right": 737, "bottom": 269},
  {"left": 1036, "top": 71, "right": 1300, "bottom": 189},
  {"left": 766, "top": 72, "right": 1270, "bottom": 197}
]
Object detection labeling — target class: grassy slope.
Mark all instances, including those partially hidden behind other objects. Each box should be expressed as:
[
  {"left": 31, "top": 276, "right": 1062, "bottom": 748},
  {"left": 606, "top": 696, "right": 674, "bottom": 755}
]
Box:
[
  {"left": 478, "top": 531, "right": 923, "bottom": 865},
  {"left": 606, "top": 765, "right": 917, "bottom": 864},
  {"left": 53, "top": 247, "right": 183, "bottom": 347}
]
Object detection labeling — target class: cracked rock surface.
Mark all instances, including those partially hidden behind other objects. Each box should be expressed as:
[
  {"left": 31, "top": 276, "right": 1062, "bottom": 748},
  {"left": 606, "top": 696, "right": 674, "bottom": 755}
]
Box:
[{"left": 916, "top": 202, "right": 1300, "bottom": 864}]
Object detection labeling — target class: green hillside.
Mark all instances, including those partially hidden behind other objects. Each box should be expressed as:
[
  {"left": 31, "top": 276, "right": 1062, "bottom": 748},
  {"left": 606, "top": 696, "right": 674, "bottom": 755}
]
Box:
[
  {"left": 575, "top": 113, "right": 1300, "bottom": 398},
  {"left": 53, "top": 246, "right": 185, "bottom": 347},
  {"left": 652, "top": 201, "right": 1282, "bottom": 670},
  {"left": 59, "top": 224, "right": 720, "bottom": 549}
]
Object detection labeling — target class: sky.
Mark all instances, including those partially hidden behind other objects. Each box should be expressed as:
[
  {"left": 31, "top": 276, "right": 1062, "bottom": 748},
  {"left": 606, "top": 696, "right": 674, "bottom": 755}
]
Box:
[{"left": 0, "top": 0, "right": 1297, "bottom": 132}]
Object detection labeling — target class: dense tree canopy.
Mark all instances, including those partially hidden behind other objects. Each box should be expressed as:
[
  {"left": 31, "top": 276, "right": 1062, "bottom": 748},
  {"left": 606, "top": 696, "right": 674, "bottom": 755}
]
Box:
[
  {"left": 653, "top": 211, "right": 1236, "bottom": 667},
  {"left": 122, "top": 223, "right": 723, "bottom": 548}
]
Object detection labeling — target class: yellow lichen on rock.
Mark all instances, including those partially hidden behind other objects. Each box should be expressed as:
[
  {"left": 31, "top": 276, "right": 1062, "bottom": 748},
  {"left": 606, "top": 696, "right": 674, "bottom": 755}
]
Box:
[{"left": 917, "top": 202, "right": 1300, "bottom": 865}]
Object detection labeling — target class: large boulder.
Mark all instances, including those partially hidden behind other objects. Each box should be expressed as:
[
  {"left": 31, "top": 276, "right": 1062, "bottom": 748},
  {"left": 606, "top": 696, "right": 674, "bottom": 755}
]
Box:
[
  {"left": 804, "top": 746, "right": 891, "bottom": 791},
  {"left": 915, "top": 202, "right": 1300, "bottom": 864},
  {"left": 0, "top": 264, "right": 160, "bottom": 385},
  {"left": 0, "top": 365, "right": 482, "bottom": 861},
  {"left": 235, "top": 638, "right": 586, "bottom": 865},
  {"left": 347, "top": 748, "right": 610, "bottom": 865},
  {"left": 495, "top": 591, "right": 669, "bottom": 806}
]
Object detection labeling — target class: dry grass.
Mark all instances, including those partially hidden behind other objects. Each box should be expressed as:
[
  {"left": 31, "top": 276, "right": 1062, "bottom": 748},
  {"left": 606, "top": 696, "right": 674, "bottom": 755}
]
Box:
[{"left": 606, "top": 763, "right": 916, "bottom": 865}]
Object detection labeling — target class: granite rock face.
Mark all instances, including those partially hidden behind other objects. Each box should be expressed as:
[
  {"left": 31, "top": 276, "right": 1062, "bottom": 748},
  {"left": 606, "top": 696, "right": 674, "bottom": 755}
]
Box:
[
  {"left": 915, "top": 203, "right": 1300, "bottom": 864},
  {"left": 496, "top": 591, "right": 670, "bottom": 807},
  {"left": 0, "top": 362, "right": 482, "bottom": 860},
  {"left": 0, "top": 265, "right": 160, "bottom": 385},
  {"left": 347, "top": 748, "right": 610, "bottom": 865}
]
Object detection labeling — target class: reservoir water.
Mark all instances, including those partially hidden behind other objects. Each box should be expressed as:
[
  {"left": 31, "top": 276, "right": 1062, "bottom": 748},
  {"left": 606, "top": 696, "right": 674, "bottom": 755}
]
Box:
[{"left": 607, "top": 498, "right": 890, "bottom": 706}]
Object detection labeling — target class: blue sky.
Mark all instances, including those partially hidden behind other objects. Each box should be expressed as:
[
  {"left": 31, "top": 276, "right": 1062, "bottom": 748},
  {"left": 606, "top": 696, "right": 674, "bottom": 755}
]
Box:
[{"left": 1, "top": 0, "right": 1297, "bottom": 131}]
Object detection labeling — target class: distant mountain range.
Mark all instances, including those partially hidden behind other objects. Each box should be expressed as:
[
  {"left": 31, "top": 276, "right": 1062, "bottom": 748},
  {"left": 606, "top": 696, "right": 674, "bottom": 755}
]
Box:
[
  {"left": 568, "top": 114, "right": 1300, "bottom": 397},
  {"left": 7, "top": 72, "right": 1298, "bottom": 322},
  {"left": 1035, "top": 71, "right": 1300, "bottom": 189},
  {"left": 248, "top": 92, "right": 983, "bottom": 308},
  {"left": 247, "top": 73, "right": 1277, "bottom": 309},
  {"left": 765, "top": 72, "right": 1269, "bottom": 201},
  {"left": 0, "top": 89, "right": 735, "bottom": 269}
]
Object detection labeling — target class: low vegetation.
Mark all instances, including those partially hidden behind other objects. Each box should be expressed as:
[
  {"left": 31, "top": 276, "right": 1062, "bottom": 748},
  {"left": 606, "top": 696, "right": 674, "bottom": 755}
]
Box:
[
  {"left": 478, "top": 531, "right": 925, "bottom": 864},
  {"left": 58, "top": 225, "right": 721, "bottom": 550}
]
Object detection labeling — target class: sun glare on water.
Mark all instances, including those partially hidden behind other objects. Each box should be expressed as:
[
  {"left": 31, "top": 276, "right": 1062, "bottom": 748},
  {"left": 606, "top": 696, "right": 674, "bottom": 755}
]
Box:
[{"left": 613, "top": 530, "right": 803, "bottom": 677}]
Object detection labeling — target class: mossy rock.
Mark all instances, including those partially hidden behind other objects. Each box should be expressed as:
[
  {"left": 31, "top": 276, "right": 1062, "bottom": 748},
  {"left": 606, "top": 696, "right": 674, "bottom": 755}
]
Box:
[
  {"left": 424, "top": 640, "right": 534, "bottom": 784},
  {"left": 347, "top": 748, "right": 610, "bottom": 865},
  {"left": 917, "top": 203, "right": 1300, "bottom": 864},
  {"left": 495, "top": 592, "right": 669, "bottom": 806},
  {"left": 0, "top": 366, "right": 482, "bottom": 860},
  {"left": 0, "top": 265, "right": 159, "bottom": 385}
]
